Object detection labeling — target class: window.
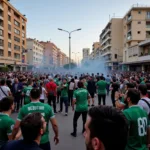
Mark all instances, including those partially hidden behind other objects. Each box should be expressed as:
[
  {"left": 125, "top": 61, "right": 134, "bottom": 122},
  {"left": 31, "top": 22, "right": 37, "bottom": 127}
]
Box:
[
  {"left": 138, "top": 11, "right": 141, "bottom": 14},
  {"left": 14, "top": 36, "right": 20, "bottom": 43},
  {"left": 138, "top": 31, "right": 141, "bottom": 34},
  {"left": 14, "top": 20, "right": 20, "bottom": 27},
  {"left": 8, "top": 33, "right": 11, "bottom": 40},
  {"left": 138, "top": 21, "right": 141, "bottom": 24},
  {"left": 22, "top": 26, "right": 25, "bottom": 30},
  {"left": 0, "top": 29, "right": 3, "bottom": 36},
  {"left": 14, "top": 28, "right": 20, "bottom": 35},
  {"left": 8, "top": 15, "right": 11, "bottom": 21},
  {"left": 8, "top": 7, "right": 11, "bottom": 12},
  {"left": 14, "top": 53, "right": 20, "bottom": 59},
  {"left": 22, "top": 33, "right": 25, "bottom": 38},
  {"left": 22, "top": 19, "right": 25, "bottom": 23},
  {"left": 147, "top": 12, "right": 150, "bottom": 19},
  {"left": 0, "top": 49, "right": 4, "bottom": 56},
  {"left": 0, "top": 39, "right": 3, "bottom": 46},
  {"left": 8, "top": 42, "right": 11, "bottom": 48},
  {"left": 14, "top": 12, "right": 20, "bottom": 19},
  {"left": 8, "top": 51, "right": 11, "bottom": 57},
  {"left": 8, "top": 24, "right": 11, "bottom": 31},
  {"left": 14, "top": 44, "right": 20, "bottom": 51},
  {"left": 22, "top": 40, "right": 25, "bottom": 45}
]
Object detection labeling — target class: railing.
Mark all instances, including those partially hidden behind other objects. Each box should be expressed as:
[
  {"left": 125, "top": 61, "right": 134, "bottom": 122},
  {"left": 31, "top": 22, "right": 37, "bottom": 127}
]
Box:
[
  {"left": 146, "top": 25, "right": 150, "bottom": 28},
  {"left": 127, "top": 16, "right": 132, "bottom": 22},
  {"left": 127, "top": 36, "right": 132, "bottom": 40}
]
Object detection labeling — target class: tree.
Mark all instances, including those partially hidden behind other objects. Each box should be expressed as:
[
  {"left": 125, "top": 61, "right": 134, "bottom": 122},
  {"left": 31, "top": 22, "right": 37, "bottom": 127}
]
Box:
[{"left": 63, "top": 63, "right": 77, "bottom": 70}]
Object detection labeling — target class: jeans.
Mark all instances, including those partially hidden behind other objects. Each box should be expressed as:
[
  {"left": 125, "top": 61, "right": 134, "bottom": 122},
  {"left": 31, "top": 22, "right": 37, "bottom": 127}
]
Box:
[
  {"left": 106, "top": 84, "right": 110, "bottom": 95},
  {"left": 68, "top": 90, "right": 73, "bottom": 105},
  {"left": 48, "top": 95, "right": 56, "bottom": 112},
  {"left": 57, "top": 91, "right": 61, "bottom": 103},
  {"left": 40, "top": 142, "right": 51, "bottom": 150},
  {"left": 98, "top": 94, "right": 106, "bottom": 105},
  {"left": 60, "top": 97, "right": 68, "bottom": 113},
  {"left": 73, "top": 111, "right": 87, "bottom": 133}
]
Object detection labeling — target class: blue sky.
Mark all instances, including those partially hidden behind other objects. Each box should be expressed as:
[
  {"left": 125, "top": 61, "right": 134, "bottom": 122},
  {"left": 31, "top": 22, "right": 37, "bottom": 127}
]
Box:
[{"left": 11, "top": 0, "right": 150, "bottom": 60}]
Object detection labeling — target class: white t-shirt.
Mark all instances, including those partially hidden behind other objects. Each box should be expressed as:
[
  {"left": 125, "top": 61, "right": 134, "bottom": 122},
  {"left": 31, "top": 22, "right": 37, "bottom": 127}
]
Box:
[
  {"left": 69, "top": 82, "right": 75, "bottom": 90},
  {"left": 75, "top": 79, "right": 79, "bottom": 88},
  {"left": 40, "top": 87, "right": 46, "bottom": 100},
  {"left": 138, "top": 97, "right": 150, "bottom": 114},
  {"left": 0, "top": 86, "right": 10, "bottom": 100}
]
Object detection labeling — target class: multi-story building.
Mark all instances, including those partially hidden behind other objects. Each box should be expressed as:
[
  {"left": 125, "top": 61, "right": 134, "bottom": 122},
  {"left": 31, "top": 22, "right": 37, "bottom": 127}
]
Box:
[
  {"left": 100, "top": 18, "right": 123, "bottom": 70},
  {"left": 40, "top": 41, "right": 68, "bottom": 68},
  {"left": 27, "top": 38, "right": 44, "bottom": 68},
  {"left": 92, "top": 42, "right": 101, "bottom": 58},
  {"left": 82, "top": 48, "right": 90, "bottom": 60},
  {"left": 0, "top": 0, "right": 27, "bottom": 71},
  {"left": 122, "top": 5, "right": 150, "bottom": 71}
]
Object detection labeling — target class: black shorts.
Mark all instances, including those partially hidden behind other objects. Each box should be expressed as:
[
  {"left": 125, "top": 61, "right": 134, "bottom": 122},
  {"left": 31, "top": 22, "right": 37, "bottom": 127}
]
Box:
[{"left": 90, "top": 93, "right": 94, "bottom": 98}]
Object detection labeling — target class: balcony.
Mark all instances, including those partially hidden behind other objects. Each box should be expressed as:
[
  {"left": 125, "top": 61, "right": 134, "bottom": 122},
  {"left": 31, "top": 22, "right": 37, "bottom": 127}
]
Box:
[
  {"left": 146, "top": 15, "right": 150, "bottom": 21},
  {"left": 0, "top": 13, "right": 3, "bottom": 20},
  {"left": 0, "top": 21, "right": 3, "bottom": 30},
  {"left": 146, "top": 24, "right": 150, "bottom": 31},
  {"left": 101, "top": 28, "right": 111, "bottom": 39},
  {"left": 126, "top": 35, "right": 132, "bottom": 42},
  {"left": 127, "top": 16, "right": 132, "bottom": 24},
  {"left": 101, "top": 36, "right": 111, "bottom": 46},
  {"left": 139, "top": 54, "right": 150, "bottom": 61},
  {"left": 0, "top": 4, "right": 3, "bottom": 11},
  {"left": 102, "top": 51, "right": 111, "bottom": 57},
  {"left": 102, "top": 43, "right": 111, "bottom": 51}
]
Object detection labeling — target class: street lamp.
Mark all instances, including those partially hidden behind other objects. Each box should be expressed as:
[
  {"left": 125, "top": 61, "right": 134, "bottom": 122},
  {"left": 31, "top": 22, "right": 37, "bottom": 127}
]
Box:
[{"left": 58, "top": 28, "right": 81, "bottom": 70}]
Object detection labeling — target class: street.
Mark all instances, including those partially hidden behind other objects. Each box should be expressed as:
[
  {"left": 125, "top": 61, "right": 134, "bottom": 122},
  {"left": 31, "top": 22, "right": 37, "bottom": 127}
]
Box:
[{"left": 11, "top": 95, "right": 112, "bottom": 150}]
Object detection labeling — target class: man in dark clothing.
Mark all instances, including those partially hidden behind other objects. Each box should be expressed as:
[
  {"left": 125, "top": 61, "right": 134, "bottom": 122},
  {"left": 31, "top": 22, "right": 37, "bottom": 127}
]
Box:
[
  {"left": 1, "top": 112, "right": 46, "bottom": 150},
  {"left": 87, "top": 77, "right": 96, "bottom": 106},
  {"left": 12, "top": 78, "right": 23, "bottom": 112}
]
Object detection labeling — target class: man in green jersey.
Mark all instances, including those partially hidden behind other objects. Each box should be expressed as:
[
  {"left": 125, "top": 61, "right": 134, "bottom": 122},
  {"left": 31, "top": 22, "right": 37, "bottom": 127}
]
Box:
[
  {"left": 96, "top": 76, "right": 107, "bottom": 105},
  {"left": 22, "top": 79, "right": 33, "bottom": 105},
  {"left": 71, "top": 81, "right": 90, "bottom": 137},
  {"left": 12, "top": 88, "right": 59, "bottom": 150},
  {"left": 0, "top": 97, "right": 15, "bottom": 148},
  {"left": 123, "top": 88, "right": 150, "bottom": 150},
  {"left": 59, "top": 78, "right": 68, "bottom": 116}
]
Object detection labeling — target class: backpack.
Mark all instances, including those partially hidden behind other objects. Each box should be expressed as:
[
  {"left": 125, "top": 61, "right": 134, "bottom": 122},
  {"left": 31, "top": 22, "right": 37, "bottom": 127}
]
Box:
[{"left": 141, "top": 99, "right": 150, "bottom": 120}]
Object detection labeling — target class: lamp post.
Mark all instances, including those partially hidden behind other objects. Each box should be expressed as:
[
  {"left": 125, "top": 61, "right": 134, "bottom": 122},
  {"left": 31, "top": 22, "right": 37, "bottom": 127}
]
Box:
[{"left": 58, "top": 28, "right": 81, "bottom": 70}]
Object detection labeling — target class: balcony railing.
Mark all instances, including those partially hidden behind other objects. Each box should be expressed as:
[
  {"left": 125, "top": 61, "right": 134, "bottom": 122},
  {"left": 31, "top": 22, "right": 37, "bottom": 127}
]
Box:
[
  {"left": 0, "top": 4, "right": 3, "bottom": 10},
  {"left": 146, "top": 25, "right": 150, "bottom": 28},
  {"left": 127, "top": 36, "right": 132, "bottom": 40},
  {"left": 146, "top": 15, "right": 150, "bottom": 20},
  {"left": 127, "top": 16, "right": 132, "bottom": 22}
]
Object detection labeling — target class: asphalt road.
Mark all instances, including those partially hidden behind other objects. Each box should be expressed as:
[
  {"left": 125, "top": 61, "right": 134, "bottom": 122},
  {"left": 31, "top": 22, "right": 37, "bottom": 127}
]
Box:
[{"left": 11, "top": 95, "right": 112, "bottom": 150}]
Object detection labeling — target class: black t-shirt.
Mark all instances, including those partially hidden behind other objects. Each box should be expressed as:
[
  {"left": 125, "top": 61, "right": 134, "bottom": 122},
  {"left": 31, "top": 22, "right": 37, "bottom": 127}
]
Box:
[{"left": 1, "top": 140, "right": 42, "bottom": 150}]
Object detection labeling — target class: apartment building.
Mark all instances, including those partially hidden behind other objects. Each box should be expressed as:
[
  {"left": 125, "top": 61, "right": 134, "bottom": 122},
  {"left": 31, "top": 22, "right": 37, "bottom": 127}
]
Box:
[
  {"left": 27, "top": 38, "right": 44, "bottom": 68},
  {"left": 82, "top": 48, "right": 90, "bottom": 60},
  {"left": 122, "top": 5, "right": 150, "bottom": 71},
  {"left": 0, "top": 0, "right": 27, "bottom": 71},
  {"left": 100, "top": 18, "right": 123, "bottom": 70},
  {"left": 92, "top": 42, "right": 100, "bottom": 58}
]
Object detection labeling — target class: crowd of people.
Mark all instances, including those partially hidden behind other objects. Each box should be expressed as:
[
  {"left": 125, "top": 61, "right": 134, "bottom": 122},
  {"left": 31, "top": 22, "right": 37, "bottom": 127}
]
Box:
[{"left": 0, "top": 71, "right": 150, "bottom": 150}]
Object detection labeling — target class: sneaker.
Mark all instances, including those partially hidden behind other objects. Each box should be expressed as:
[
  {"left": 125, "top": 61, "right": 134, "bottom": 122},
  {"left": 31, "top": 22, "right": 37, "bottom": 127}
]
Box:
[
  {"left": 71, "top": 132, "right": 76, "bottom": 137},
  {"left": 58, "top": 110, "right": 62, "bottom": 113},
  {"left": 54, "top": 111, "right": 57, "bottom": 114},
  {"left": 91, "top": 104, "right": 95, "bottom": 107},
  {"left": 65, "top": 113, "right": 68, "bottom": 116}
]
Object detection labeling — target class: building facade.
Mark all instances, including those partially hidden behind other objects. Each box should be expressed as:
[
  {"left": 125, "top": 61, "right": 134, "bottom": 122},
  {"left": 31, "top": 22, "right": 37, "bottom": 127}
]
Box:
[
  {"left": 123, "top": 5, "right": 150, "bottom": 71},
  {"left": 0, "top": 0, "right": 27, "bottom": 71},
  {"left": 92, "top": 42, "right": 101, "bottom": 58},
  {"left": 82, "top": 48, "right": 90, "bottom": 60},
  {"left": 27, "top": 38, "right": 44, "bottom": 68},
  {"left": 100, "top": 18, "right": 123, "bottom": 70}
]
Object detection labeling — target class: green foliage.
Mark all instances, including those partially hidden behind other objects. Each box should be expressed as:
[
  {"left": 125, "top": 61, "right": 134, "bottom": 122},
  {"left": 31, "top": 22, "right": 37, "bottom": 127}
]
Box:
[
  {"left": 0, "top": 66, "right": 9, "bottom": 72},
  {"left": 63, "top": 63, "right": 77, "bottom": 70}
]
